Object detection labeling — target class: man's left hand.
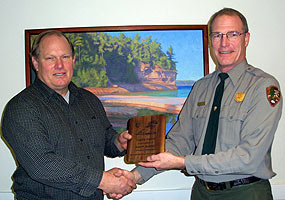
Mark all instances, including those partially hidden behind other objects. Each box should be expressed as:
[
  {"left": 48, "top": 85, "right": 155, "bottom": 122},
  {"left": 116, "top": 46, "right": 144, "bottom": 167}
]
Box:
[
  {"left": 138, "top": 150, "right": 185, "bottom": 171},
  {"left": 115, "top": 130, "right": 132, "bottom": 152}
]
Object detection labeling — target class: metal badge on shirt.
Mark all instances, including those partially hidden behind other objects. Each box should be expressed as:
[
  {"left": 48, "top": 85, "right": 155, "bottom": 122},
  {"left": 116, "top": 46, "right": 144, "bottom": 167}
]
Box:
[
  {"left": 266, "top": 85, "right": 281, "bottom": 107},
  {"left": 234, "top": 92, "right": 245, "bottom": 103}
]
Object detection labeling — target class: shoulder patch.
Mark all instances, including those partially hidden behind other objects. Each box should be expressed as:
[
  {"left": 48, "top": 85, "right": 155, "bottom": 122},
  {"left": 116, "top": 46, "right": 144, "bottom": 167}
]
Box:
[{"left": 266, "top": 86, "right": 281, "bottom": 107}]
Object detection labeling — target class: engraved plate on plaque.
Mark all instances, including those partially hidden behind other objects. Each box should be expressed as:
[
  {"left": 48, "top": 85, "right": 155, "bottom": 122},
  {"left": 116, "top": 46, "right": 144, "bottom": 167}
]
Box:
[{"left": 125, "top": 114, "right": 166, "bottom": 164}]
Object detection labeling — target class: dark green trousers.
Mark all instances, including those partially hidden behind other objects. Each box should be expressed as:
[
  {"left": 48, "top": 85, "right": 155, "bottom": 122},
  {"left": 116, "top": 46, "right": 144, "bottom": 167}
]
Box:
[{"left": 191, "top": 178, "right": 273, "bottom": 200}]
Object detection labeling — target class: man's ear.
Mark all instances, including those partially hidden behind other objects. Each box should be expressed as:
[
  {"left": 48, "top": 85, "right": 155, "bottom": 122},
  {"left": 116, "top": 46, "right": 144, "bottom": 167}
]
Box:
[
  {"left": 72, "top": 56, "right": 75, "bottom": 67},
  {"left": 244, "top": 32, "right": 250, "bottom": 47},
  {"left": 32, "top": 57, "right": 39, "bottom": 72}
]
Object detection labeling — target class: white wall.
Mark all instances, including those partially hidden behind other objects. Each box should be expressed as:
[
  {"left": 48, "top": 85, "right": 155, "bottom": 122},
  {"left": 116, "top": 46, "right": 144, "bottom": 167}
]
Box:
[{"left": 0, "top": 0, "right": 284, "bottom": 199}]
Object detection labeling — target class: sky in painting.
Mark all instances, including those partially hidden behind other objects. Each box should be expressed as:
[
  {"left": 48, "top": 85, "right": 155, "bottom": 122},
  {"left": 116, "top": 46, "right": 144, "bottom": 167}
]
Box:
[{"left": 107, "top": 29, "right": 205, "bottom": 81}]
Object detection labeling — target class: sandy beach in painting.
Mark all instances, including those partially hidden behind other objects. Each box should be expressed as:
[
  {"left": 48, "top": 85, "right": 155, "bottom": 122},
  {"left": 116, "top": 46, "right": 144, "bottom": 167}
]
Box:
[{"left": 99, "top": 95, "right": 186, "bottom": 114}]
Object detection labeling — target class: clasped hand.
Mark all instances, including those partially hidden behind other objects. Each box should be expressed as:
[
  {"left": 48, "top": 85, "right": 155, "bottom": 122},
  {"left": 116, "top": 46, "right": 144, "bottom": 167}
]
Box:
[
  {"left": 101, "top": 133, "right": 186, "bottom": 199},
  {"left": 99, "top": 168, "right": 137, "bottom": 199}
]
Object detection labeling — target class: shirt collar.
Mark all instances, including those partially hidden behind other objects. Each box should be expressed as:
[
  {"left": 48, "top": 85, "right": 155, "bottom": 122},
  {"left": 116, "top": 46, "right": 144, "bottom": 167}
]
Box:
[
  {"left": 63, "top": 90, "right": 70, "bottom": 103},
  {"left": 217, "top": 59, "right": 250, "bottom": 86},
  {"left": 34, "top": 78, "right": 57, "bottom": 99},
  {"left": 33, "top": 78, "right": 81, "bottom": 103}
]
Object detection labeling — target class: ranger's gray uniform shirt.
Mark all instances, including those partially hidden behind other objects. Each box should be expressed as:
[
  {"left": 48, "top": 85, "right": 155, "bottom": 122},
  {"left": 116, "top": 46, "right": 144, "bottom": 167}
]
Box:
[{"left": 135, "top": 60, "right": 282, "bottom": 183}]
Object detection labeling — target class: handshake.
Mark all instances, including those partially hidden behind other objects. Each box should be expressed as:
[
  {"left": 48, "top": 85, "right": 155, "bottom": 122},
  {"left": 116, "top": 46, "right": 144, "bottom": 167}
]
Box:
[
  {"left": 100, "top": 130, "right": 186, "bottom": 198},
  {"left": 98, "top": 150, "right": 186, "bottom": 199},
  {"left": 98, "top": 168, "right": 141, "bottom": 199}
]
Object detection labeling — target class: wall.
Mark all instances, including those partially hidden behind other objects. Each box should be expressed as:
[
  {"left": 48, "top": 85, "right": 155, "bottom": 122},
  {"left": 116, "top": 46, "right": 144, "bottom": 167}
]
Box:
[{"left": 0, "top": 0, "right": 284, "bottom": 199}]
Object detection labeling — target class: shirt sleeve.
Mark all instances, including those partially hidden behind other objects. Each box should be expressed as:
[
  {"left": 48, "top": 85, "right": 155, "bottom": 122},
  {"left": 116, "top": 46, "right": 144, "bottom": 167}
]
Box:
[{"left": 2, "top": 99, "right": 101, "bottom": 197}]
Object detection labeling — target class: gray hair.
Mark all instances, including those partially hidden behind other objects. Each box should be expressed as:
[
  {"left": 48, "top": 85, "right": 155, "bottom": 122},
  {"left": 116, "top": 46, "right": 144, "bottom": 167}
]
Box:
[
  {"left": 30, "top": 30, "right": 74, "bottom": 61},
  {"left": 208, "top": 8, "right": 249, "bottom": 34}
]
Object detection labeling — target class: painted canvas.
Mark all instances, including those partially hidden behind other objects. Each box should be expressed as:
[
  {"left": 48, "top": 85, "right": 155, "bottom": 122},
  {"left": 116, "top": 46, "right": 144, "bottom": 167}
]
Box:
[{"left": 25, "top": 25, "right": 209, "bottom": 134}]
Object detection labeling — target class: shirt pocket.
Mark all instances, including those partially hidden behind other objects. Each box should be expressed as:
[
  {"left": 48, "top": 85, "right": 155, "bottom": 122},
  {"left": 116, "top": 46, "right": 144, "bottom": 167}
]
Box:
[
  {"left": 191, "top": 104, "right": 209, "bottom": 145},
  {"left": 83, "top": 115, "right": 105, "bottom": 148},
  {"left": 218, "top": 104, "right": 246, "bottom": 147}
]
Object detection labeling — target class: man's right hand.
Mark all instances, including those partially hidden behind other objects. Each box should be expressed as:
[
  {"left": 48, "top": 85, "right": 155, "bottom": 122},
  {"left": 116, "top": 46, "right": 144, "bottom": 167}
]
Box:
[
  {"left": 106, "top": 169, "right": 142, "bottom": 199},
  {"left": 98, "top": 168, "right": 137, "bottom": 199}
]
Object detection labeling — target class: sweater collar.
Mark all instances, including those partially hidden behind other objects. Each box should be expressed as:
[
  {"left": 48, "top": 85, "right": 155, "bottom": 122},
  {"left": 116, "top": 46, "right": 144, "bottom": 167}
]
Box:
[{"left": 33, "top": 78, "right": 81, "bottom": 103}]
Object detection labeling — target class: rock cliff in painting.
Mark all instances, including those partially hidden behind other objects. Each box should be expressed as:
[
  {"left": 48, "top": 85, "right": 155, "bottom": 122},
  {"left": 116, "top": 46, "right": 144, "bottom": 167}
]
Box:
[
  {"left": 86, "top": 62, "right": 177, "bottom": 95},
  {"left": 136, "top": 62, "right": 177, "bottom": 90},
  {"left": 68, "top": 32, "right": 178, "bottom": 94}
]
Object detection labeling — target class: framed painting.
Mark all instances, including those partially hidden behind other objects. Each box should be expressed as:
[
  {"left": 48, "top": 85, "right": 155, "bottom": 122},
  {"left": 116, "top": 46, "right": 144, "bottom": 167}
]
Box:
[{"left": 25, "top": 25, "right": 209, "bottom": 133}]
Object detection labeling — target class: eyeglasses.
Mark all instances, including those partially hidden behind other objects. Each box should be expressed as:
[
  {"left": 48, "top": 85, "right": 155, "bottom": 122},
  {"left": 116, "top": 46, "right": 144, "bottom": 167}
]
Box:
[{"left": 210, "top": 31, "right": 246, "bottom": 42}]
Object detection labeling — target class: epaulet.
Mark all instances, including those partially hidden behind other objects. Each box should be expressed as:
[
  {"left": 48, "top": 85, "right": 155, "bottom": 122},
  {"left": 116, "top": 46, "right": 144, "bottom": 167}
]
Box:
[{"left": 245, "top": 65, "right": 268, "bottom": 77}]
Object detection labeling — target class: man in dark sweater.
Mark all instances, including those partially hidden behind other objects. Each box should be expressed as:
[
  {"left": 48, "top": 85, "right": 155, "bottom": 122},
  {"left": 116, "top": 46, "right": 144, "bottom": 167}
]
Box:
[{"left": 2, "top": 30, "right": 136, "bottom": 200}]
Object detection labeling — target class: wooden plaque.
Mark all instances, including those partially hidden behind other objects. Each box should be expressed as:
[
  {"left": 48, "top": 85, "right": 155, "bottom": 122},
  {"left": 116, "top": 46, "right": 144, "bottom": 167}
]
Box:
[{"left": 125, "top": 114, "right": 166, "bottom": 164}]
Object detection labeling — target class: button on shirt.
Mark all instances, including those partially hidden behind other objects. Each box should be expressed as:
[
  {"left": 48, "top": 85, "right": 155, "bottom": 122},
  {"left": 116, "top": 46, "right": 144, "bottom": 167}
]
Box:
[
  {"left": 136, "top": 60, "right": 282, "bottom": 183},
  {"left": 2, "top": 78, "right": 125, "bottom": 199}
]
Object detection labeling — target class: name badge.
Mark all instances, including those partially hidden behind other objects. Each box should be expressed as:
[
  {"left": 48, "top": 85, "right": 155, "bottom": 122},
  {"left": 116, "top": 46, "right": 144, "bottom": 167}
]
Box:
[{"left": 197, "top": 101, "right": 206, "bottom": 106}]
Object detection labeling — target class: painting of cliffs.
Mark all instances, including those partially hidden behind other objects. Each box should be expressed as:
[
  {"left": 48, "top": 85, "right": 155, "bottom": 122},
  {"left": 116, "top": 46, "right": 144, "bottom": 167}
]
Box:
[{"left": 64, "top": 29, "right": 206, "bottom": 133}]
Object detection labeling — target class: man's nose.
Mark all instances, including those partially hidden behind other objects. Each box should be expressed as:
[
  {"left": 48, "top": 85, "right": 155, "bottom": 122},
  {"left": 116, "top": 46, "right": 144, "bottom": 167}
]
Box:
[
  {"left": 55, "top": 58, "right": 64, "bottom": 68},
  {"left": 220, "top": 35, "right": 230, "bottom": 46}
]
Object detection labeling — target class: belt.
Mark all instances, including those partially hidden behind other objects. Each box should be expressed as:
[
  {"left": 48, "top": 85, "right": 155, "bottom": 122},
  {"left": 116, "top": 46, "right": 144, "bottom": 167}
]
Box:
[{"left": 197, "top": 176, "right": 261, "bottom": 191}]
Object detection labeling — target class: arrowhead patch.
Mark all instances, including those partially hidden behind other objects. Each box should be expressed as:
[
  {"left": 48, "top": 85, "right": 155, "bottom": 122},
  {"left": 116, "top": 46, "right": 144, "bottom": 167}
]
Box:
[{"left": 266, "top": 86, "right": 281, "bottom": 107}]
